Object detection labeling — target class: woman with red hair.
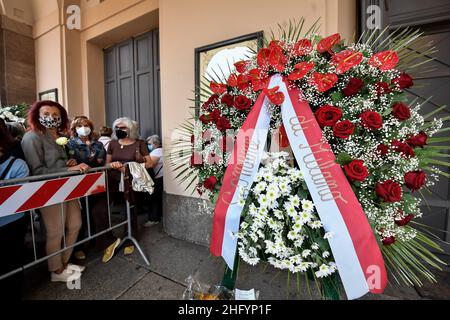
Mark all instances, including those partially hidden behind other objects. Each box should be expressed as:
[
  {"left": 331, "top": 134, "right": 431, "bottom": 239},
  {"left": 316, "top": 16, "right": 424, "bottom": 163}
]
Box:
[{"left": 21, "top": 101, "right": 89, "bottom": 283}]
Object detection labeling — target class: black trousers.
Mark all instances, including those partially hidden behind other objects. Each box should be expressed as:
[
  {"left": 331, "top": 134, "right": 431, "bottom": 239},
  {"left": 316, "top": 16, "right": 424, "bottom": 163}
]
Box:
[
  {"left": 0, "top": 215, "right": 27, "bottom": 300},
  {"left": 148, "top": 177, "right": 163, "bottom": 222}
]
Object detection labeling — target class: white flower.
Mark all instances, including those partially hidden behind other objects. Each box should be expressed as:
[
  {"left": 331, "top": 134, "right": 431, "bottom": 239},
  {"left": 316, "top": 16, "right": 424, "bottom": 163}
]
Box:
[
  {"left": 299, "top": 211, "right": 312, "bottom": 224},
  {"left": 324, "top": 232, "right": 335, "bottom": 240},
  {"left": 273, "top": 210, "right": 284, "bottom": 220},
  {"left": 293, "top": 220, "right": 303, "bottom": 232},
  {"left": 294, "top": 237, "right": 305, "bottom": 248},
  {"left": 258, "top": 194, "right": 269, "bottom": 208},
  {"left": 302, "top": 249, "right": 311, "bottom": 258},
  {"left": 266, "top": 187, "right": 280, "bottom": 202},
  {"left": 301, "top": 200, "right": 314, "bottom": 212},
  {"left": 308, "top": 220, "right": 323, "bottom": 229},
  {"left": 299, "top": 262, "right": 310, "bottom": 272},
  {"left": 322, "top": 251, "right": 330, "bottom": 259},
  {"left": 289, "top": 195, "right": 301, "bottom": 207},
  {"left": 284, "top": 203, "right": 298, "bottom": 219},
  {"left": 315, "top": 263, "right": 336, "bottom": 278},
  {"left": 311, "top": 243, "right": 319, "bottom": 250},
  {"left": 287, "top": 230, "right": 298, "bottom": 241},
  {"left": 56, "top": 137, "right": 69, "bottom": 146},
  {"left": 254, "top": 182, "right": 267, "bottom": 194}
]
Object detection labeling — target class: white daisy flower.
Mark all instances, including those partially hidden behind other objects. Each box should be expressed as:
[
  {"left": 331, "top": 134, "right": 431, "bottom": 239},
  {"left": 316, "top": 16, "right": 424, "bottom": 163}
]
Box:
[
  {"left": 301, "top": 200, "right": 314, "bottom": 212},
  {"left": 324, "top": 232, "right": 335, "bottom": 240}
]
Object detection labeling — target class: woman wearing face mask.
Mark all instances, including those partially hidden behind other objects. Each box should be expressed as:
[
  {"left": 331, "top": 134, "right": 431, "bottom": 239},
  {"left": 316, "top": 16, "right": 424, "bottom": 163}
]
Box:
[
  {"left": 68, "top": 117, "right": 109, "bottom": 260},
  {"left": 102, "top": 117, "right": 152, "bottom": 263},
  {"left": 143, "top": 135, "right": 164, "bottom": 227},
  {"left": 21, "top": 101, "right": 89, "bottom": 283}
]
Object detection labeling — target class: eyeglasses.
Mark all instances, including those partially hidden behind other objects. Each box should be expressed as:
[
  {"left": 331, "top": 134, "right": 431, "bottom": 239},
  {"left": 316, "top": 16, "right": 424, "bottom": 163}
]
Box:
[{"left": 116, "top": 126, "right": 128, "bottom": 130}]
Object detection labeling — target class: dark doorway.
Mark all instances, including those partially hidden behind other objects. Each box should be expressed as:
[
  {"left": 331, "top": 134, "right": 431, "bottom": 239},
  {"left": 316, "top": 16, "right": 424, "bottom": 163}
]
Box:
[
  {"left": 359, "top": 0, "right": 450, "bottom": 254},
  {"left": 104, "top": 29, "right": 161, "bottom": 139}
]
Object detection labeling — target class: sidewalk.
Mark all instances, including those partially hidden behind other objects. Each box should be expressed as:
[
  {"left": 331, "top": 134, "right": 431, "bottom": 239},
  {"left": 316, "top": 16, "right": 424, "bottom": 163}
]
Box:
[{"left": 23, "top": 223, "right": 450, "bottom": 300}]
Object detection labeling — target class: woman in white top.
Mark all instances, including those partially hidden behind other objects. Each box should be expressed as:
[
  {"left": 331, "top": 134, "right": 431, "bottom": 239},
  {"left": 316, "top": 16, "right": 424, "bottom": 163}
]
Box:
[
  {"left": 143, "top": 135, "right": 164, "bottom": 227},
  {"left": 98, "top": 126, "right": 113, "bottom": 151}
]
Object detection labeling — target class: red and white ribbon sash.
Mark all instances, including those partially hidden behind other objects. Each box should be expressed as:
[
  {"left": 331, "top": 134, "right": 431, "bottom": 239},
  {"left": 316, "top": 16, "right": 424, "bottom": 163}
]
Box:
[
  {"left": 210, "top": 74, "right": 387, "bottom": 299},
  {"left": 0, "top": 172, "right": 106, "bottom": 217}
]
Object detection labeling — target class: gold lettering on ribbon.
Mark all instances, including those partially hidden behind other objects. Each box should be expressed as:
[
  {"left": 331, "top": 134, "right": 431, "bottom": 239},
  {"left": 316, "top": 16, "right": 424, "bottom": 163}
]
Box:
[
  {"left": 288, "top": 121, "right": 349, "bottom": 204},
  {"left": 219, "top": 131, "right": 261, "bottom": 206},
  {"left": 290, "top": 116, "right": 314, "bottom": 136}
]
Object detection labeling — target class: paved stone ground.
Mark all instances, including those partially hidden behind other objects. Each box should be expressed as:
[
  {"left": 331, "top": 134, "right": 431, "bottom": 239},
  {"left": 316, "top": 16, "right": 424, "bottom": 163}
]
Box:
[{"left": 22, "top": 223, "right": 450, "bottom": 300}]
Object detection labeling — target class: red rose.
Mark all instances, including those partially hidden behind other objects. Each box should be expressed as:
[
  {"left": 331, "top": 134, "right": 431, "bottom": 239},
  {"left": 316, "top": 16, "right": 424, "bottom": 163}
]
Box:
[
  {"left": 233, "top": 95, "right": 252, "bottom": 111},
  {"left": 404, "top": 170, "right": 426, "bottom": 192},
  {"left": 317, "top": 33, "right": 341, "bottom": 54},
  {"left": 199, "top": 114, "right": 209, "bottom": 124},
  {"left": 315, "top": 105, "right": 343, "bottom": 127},
  {"left": 203, "top": 176, "right": 217, "bottom": 191},
  {"left": 333, "top": 120, "right": 355, "bottom": 139},
  {"left": 392, "top": 140, "right": 415, "bottom": 158},
  {"left": 221, "top": 94, "right": 235, "bottom": 107},
  {"left": 343, "top": 78, "right": 364, "bottom": 96},
  {"left": 202, "top": 94, "right": 219, "bottom": 110},
  {"left": 311, "top": 72, "right": 338, "bottom": 92},
  {"left": 395, "top": 214, "right": 414, "bottom": 226},
  {"left": 376, "top": 83, "right": 391, "bottom": 95},
  {"left": 407, "top": 131, "right": 428, "bottom": 148},
  {"left": 377, "top": 144, "right": 389, "bottom": 156},
  {"left": 209, "top": 109, "right": 221, "bottom": 123},
  {"left": 190, "top": 153, "right": 203, "bottom": 168},
  {"left": 375, "top": 82, "right": 391, "bottom": 95},
  {"left": 216, "top": 116, "right": 231, "bottom": 131},
  {"left": 369, "top": 50, "right": 399, "bottom": 71},
  {"left": 376, "top": 180, "right": 402, "bottom": 202},
  {"left": 392, "top": 72, "right": 413, "bottom": 90},
  {"left": 382, "top": 236, "right": 396, "bottom": 246},
  {"left": 344, "top": 160, "right": 369, "bottom": 182},
  {"left": 391, "top": 103, "right": 411, "bottom": 121},
  {"left": 360, "top": 110, "right": 383, "bottom": 130},
  {"left": 293, "top": 39, "right": 313, "bottom": 56}
]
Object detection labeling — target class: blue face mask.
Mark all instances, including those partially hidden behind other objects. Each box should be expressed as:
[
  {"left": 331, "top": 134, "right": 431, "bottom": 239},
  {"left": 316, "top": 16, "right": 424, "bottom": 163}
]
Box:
[{"left": 147, "top": 144, "right": 154, "bottom": 152}]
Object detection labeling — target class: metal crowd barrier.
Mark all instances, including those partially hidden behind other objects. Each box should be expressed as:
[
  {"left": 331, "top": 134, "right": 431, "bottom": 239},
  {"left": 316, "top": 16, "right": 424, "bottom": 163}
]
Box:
[{"left": 0, "top": 164, "right": 150, "bottom": 281}]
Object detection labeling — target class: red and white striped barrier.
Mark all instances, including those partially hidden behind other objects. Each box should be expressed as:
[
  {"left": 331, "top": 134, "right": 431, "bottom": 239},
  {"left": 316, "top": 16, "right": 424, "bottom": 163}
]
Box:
[{"left": 0, "top": 172, "right": 106, "bottom": 218}]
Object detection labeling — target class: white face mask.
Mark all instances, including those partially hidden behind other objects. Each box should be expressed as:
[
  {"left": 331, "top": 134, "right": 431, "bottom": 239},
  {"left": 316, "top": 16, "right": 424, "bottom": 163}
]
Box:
[{"left": 76, "top": 126, "right": 91, "bottom": 137}]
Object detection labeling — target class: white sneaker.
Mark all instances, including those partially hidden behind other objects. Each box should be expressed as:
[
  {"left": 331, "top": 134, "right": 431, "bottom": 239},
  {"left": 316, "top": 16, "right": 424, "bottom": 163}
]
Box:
[
  {"left": 67, "top": 263, "right": 86, "bottom": 273},
  {"left": 51, "top": 268, "right": 81, "bottom": 283},
  {"left": 143, "top": 220, "right": 159, "bottom": 228}
]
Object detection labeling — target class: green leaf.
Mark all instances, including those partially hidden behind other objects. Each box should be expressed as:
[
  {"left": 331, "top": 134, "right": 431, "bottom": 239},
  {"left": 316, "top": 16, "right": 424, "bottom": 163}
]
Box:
[
  {"left": 331, "top": 92, "right": 343, "bottom": 104},
  {"left": 335, "top": 152, "right": 352, "bottom": 165}
]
